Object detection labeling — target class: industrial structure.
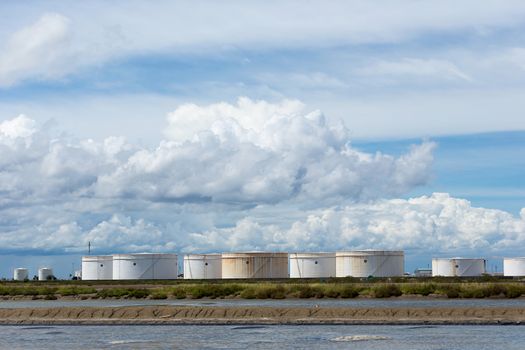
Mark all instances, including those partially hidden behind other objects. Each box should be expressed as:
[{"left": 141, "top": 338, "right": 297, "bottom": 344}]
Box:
[
  {"left": 289, "top": 252, "right": 336, "bottom": 278},
  {"left": 70, "top": 250, "right": 525, "bottom": 281},
  {"left": 413, "top": 268, "right": 432, "bottom": 277},
  {"left": 503, "top": 257, "right": 525, "bottom": 277},
  {"left": 335, "top": 250, "right": 405, "bottom": 277},
  {"left": 38, "top": 267, "right": 54, "bottom": 281},
  {"left": 431, "top": 258, "right": 486, "bottom": 277},
  {"left": 81, "top": 255, "right": 113, "bottom": 280},
  {"left": 221, "top": 252, "right": 288, "bottom": 279},
  {"left": 112, "top": 253, "right": 178, "bottom": 280},
  {"left": 183, "top": 254, "right": 222, "bottom": 279},
  {"left": 13, "top": 268, "right": 28, "bottom": 281}
]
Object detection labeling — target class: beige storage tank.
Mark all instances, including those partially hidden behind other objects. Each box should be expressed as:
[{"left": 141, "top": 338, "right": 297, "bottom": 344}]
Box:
[
  {"left": 183, "top": 254, "right": 222, "bottom": 279},
  {"left": 432, "top": 258, "right": 486, "bottom": 277},
  {"left": 221, "top": 252, "right": 288, "bottom": 279},
  {"left": 336, "top": 250, "right": 405, "bottom": 277},
  {"left": 289, "top": 253, "right": 336, "bottom": 278}
]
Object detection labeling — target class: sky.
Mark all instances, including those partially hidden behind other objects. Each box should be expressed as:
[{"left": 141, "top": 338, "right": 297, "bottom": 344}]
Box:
[{"left": 0, "top": 1, "right": 524, "bottom": 278}]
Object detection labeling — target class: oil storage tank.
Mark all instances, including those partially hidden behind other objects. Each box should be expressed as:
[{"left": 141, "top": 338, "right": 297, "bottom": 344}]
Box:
[
  {"left": 82, "top": 255, "right": 113, "bottom": 280},
  {"left": 336, "top": 250, "right": 404, "bottom": 277},
  {"left": 13, "top": 268, "right": 28, "bottom": 281},
  {"left": 289, "top": 253, "right": 336, "bottom": 278},
  {"left": 38, "top": 268, "right": 53, "bottom": 281},
  {"left": 183, "top": 254, "right": 222, "bottom": 279},
  {"left": 221, "top": 252, "right": 288, "bottom": 279},
  {"left": 503, "top": 257, "right": 525, "bottom": 276},
  {"left": 112, "top": 253, "right": 178, "bottom": 280},
  {"left": 432, "top": 258, "right": 486, "bottom": 277}
]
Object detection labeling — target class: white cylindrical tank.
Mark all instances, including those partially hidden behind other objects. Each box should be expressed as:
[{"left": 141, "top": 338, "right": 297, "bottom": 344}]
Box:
[
  {"left": 13, "top": 268, "right": 28, "bottom": 281},
  {"left": 432, "top": 258, "right": 454, "bottom": 276},
  {"left": 38, "top": 268, "right": 53, "bottom": 281},
  {"left": 82, "top": 255, "right": 113, "bottom": 280},
  {"left": 503, "top": 257, "right": 525, "bottom": 277},
  {"left": 112, "top": 253, "right": 178, "bottom": 280},
  {"left": 289, "top": 253, "right": 336, "bottom": 278},
  {"left": 221, "top": 252, "right": 288, "bottom": 279},
  {"left": 183, "top": 254, "right": 222, "bottom": 279},
  {"left": 336, "top": 251, "right": 405, "bottom": 277},
  {"left": 432, "top": 258, "right": 486, "bottom": 277}
]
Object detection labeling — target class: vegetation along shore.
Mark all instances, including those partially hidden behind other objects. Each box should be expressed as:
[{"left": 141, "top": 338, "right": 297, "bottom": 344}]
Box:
[{"left": 2, "top": 278, "right": 525, "bottom": 300}]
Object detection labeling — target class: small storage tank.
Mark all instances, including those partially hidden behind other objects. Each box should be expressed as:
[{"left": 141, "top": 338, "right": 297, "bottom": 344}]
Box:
[
  {"left": 221, "top": 252, "right": 288, "bottom": 279},
  {"left": 13, "top": 268, "right": 28, "bottom": 281},
  {"left": 112, "top": 253, "right": 178, "bottom": 280},
  {"left": 432, "top": 258, "right": 486, "bottom": 277},
  {"left": 82, "top": 255, "right": 113, "bottom": 280},
  {"left": 336, "top": 250, "right": 404, "bottom": 277},
  {"left": 38, "top": 268, "right": 54, "bottom": 281},
  {"left": 503, "top": 257, "right": 525, "bottom": 277},
  {"left": 183, "top": 254, "right": 222, "bottom": 279},
  {"left": 289, "top": 253, "right": 336, "bottom": 278}
]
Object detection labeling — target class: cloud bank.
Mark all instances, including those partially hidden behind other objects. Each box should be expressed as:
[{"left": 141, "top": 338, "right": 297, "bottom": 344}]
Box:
[
  {"left": 189, "top": 194, "right": 525, "bottom": 255},
  {"left": 0, "top": 98, "right": 523, "bottom": 258},
  {"left": 1, "top": 98, "right": 435, "bottom": 206}
]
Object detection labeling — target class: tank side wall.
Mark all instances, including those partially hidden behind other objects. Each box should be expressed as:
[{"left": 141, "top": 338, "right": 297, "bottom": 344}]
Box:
[
  {"left": 432, "top": 259, "right": 454, "bottom": 277},
  {"left": 152, "top": 257, "right": 178, "bottom": 279},
  {"left": 184, "top": 257, "right": 222, "bottom": 279},
  {"left": 291, "top": 256, "right": 336, "bottom": 278},
  {"left": 222, "top": 257, "right": 250, "bottom": 279},
  {"left": 336, "top": 256, "right": 352, "bottom": 277},
  {"left": 456, "top": 259, "right": 486, "bottom": 276},
  {"left": 222, "top": 255, "right": 287, "bottom": 279},
  {"left": 82, "top": 260, "right": 98, "bottom": 280},
  {"left": 13, "top": 269, "right": 29, "bottom": 281},
  {"left": 98, "top": 259, "right": 113, "bottom": 280},
  {"left": 504, "top": 259, "right": 525, "bottom": 276}
]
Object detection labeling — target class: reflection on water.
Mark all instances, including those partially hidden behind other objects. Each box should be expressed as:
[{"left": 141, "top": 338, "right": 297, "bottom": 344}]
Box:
[
  {"left": 0, "top": 324, "right": 523, "bottom": 349},
  {"left": 330, "top": 335, "right": 391, "bottom": 342},
  {"left": 1, "top": 297, "right": 525, "bottom": 308}
]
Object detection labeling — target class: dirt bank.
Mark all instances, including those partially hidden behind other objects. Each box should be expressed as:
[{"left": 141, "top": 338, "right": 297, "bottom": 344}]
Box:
[{"left": 1, "top": 306, "right": 525, "bottom": 325}]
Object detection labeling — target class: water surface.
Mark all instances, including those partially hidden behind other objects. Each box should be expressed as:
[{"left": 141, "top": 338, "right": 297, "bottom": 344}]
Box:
[{"left": 0, "top": 324, "right": 522, "bottom": 349}]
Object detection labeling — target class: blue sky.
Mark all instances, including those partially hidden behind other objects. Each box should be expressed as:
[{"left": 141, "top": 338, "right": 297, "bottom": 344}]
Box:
[
  {"left": 0, "top": 1, "right": 524, "bottom": 278},
  {"left": 356, "top": 131, "right": 525, "bottom": 215}
]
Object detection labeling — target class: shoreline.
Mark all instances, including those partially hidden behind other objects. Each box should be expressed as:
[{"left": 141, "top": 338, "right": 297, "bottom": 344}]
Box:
[
  {"left": 1, "top": 305, "right": 525, "bottom": 325},
  {"left": 0, "top": 293, "right": 456, "bottom": 301}
]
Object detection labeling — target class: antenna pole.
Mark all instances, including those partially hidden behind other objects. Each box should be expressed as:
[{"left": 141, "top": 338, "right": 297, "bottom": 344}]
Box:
[{"left": 88, "top": 241, "right": 91, "bottom": 255}]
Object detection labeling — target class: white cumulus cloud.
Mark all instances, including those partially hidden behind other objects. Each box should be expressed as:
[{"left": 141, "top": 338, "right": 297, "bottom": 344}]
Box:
[
  {"left": 0, "top": 97, "right": 439, "bottom": 254},
  {"left": 98, "top": 98, "right": 435, "bottom": 204},
  {"left": 188, "top": 193, "right": 525, "bottom": 255},
  {"left": 0, "top": 114, "right": 37, "bottom": 147},
  {"left": 4, "top": 193, "right": 523, "bottom": 257}
]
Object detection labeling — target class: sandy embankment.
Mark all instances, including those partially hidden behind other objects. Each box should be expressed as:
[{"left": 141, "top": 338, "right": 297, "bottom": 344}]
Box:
[{"left": 1, "top": 306, "right": 525, "bottom": 325}]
